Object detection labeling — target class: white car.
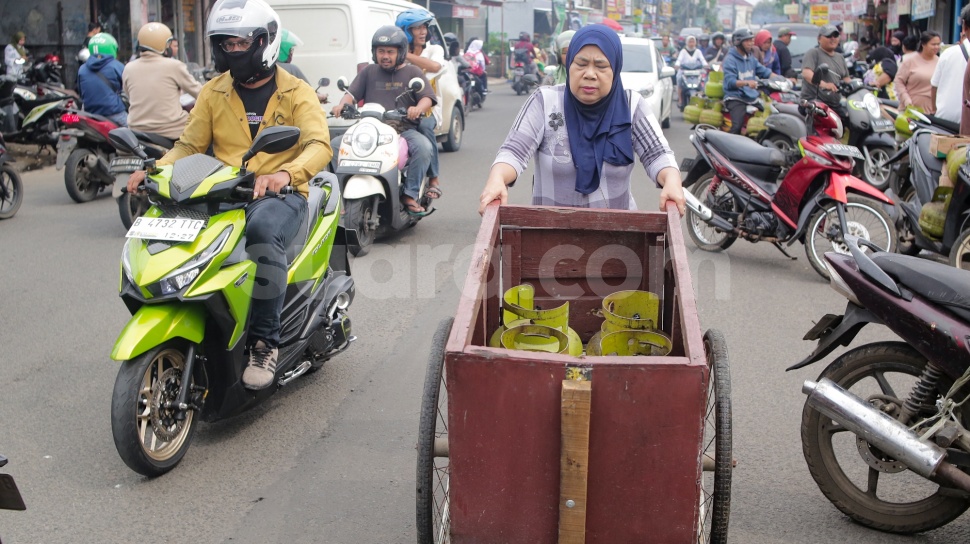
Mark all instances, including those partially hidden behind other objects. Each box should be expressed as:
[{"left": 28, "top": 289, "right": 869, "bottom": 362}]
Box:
[{"left": 618, "top": 37, "right": 674, "bottom": 129}]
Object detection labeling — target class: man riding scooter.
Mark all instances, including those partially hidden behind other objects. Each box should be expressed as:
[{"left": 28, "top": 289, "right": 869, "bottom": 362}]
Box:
[
  {"left": 126, "top": 0, "right": 332, "bottom": 390},
  {"left": 722, "top": 28, "right": 773, "bottom": 135},
  {"left": 331, "top": 26, "right": 436, "bottom": 215}
]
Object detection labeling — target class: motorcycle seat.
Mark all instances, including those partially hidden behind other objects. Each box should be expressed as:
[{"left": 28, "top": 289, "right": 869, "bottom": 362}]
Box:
[
  {"left": 879, "top": 99, "right": 899, "bottom": 109},
  {"left": 871, "top": 252, "right": 970, "bottom": 323},
  {"left": 286, "top": 184, "right": 327, "bottom": 264},
  {"left": 704, "top": 129, "right": 787, "bottom": 167},
  {"left": 773, "top": 102, "right": 801, "bottom": 116},
  {"left": 130, "top": 130, "right": 175, "bottom": 150},
  {"left": 926, "top": 114, "right": 960, "bottom": 134}
]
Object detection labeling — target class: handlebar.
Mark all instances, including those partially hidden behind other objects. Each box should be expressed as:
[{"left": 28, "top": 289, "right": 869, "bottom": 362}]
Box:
[{"left": 232, "top": 185, "right": 295, "bottom": 199}]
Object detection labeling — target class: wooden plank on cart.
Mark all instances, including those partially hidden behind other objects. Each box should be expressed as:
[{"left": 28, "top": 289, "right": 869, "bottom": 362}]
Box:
[{"left": 559, "top": 376, "right": 592, "bottom": 544}]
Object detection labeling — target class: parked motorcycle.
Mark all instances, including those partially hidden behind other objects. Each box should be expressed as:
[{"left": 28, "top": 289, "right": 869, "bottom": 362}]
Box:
[
  {"left": 107, "top": 126, "right": 356, "bottom": 476},
  {"left": 20, "top": 53, "right": 64, "bottom": 86},
  {"left": 791, "top": 235, "right": 970, "bottom": 533},
  {"left": 682, "top": 98, "right": 897, "bottom": 280},
  {"left": 0, "top": 75, "right": 74, "bottom": 147},
  {"left": 0, "top": 129, "right": 21, "bottom": 219},
  {"left": 332, "top": 77, "right": 436, "bottom": 257},
  {"left": 0, "top": 454, "right": 26, "bottom": 511}
]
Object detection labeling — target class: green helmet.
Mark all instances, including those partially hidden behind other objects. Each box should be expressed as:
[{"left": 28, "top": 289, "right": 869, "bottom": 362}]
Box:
[
  {"left": 88, "top": 32, "right": 118, "bottom": 58},
  {"left": 279, "top": 29, "right": 303, "bottom": 63}
]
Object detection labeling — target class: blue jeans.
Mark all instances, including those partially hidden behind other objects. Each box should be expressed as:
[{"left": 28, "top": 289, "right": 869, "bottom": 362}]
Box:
[
  {"left": 400, "top": 128, "right": 432, "bottom": 201},
  {"left": 108, "top": 110, "right": 128, "bottom": 127},
  {"left": 245, "top": 194, "right": 307, "bottom": 348},
  {"left": 417, "top": 115, "right": 439, "bottom": 178}
]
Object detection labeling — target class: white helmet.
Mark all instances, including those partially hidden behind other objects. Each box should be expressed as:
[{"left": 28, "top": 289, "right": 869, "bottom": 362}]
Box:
[{"left": 207, "top": 0, "right": 281, "bottom": 82}]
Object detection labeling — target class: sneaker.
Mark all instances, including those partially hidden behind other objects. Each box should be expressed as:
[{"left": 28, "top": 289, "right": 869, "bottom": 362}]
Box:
[{"left": 243, "top": 340, "right": 278, "bottom": 390}]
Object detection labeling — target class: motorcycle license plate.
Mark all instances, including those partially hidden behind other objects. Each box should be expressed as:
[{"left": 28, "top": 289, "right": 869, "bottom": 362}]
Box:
[
  {"left": 55, "top": 136, "right": 76, "bottom": 170},
  {"left": 110, "top": 156, "right": 144, "bottom": 174},
  {"left": 0, "top": 473, "right": 26, "bottom": 510},
  {"left": 823, "top": 143, "right": 865, "bottom": 160},
  {"left": 514, "top": 68, "right": 525, "bottom": 76},
  {"left": 871, "top": 118, "right": 894, "bottom": 132},
  {"left": 126, "top": 216, "right": 206, "bottom": 242}
]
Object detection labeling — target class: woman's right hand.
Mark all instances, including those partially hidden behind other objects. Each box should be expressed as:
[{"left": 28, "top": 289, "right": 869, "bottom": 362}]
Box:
[{"left": 478, "top": 176, "right": 508, "bottom": 216}]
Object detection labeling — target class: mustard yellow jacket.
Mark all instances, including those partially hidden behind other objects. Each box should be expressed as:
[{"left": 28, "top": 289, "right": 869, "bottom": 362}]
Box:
[{"left": 158, "top": 68, "right": 331, "bottom": 196}]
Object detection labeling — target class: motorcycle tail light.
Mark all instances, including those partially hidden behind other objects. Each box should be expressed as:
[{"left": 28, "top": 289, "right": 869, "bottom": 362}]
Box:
[{"left": 61, "top": 113, "right": 80, "bottom": 124}]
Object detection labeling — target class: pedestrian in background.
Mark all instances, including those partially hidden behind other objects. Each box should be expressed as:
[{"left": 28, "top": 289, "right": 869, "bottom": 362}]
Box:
[
  {"left": 773, "top": 27, "right": 795, "bottom": 79},
  {"left": 4, "top": 32, "right": 27, "bottom": 77},
  {"left": 931, "top": 7, "right": 970, "bottom": 124},
  {"left": 896, "top": 31, "right": 941, "bottom": 113}
]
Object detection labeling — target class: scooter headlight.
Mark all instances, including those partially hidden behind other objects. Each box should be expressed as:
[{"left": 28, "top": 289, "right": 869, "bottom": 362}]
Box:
[
  {"left": 351, "top": 123, "right": 380, "bottom": 157},
  {"left": 862, "top": 93, "right": 881, "bottom": 119},
  {"left": 151, "top": 227, "right": 233, "bottom": 296}
]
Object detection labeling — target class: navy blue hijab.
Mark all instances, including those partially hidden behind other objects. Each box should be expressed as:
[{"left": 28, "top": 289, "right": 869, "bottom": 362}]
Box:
[{"left": 564, "top": 25, "right": 634, "bottom": 195}]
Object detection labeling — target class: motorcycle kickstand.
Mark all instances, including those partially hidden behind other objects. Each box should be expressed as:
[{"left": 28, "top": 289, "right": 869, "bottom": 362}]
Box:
[{"left": 773, "top": 242, "right": 798, "bottom": 260}]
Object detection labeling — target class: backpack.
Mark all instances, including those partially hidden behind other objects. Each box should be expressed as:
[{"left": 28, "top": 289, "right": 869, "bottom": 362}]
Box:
[{"left": 464, "top": 52, "right": 485, "bottom": 76}]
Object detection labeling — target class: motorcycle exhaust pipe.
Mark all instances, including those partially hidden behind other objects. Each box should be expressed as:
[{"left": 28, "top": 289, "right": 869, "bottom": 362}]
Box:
[
  {"left": 803, "top": 378, "right": 970, "bottom": 492},
  {"left": 683, "top": 190, "right": 736, "bottom": 232}
]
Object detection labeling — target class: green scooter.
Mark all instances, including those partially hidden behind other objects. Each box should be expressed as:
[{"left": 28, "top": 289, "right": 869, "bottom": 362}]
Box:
[{"left": 107, "top": 126, "right": 356, "bottom": 476}]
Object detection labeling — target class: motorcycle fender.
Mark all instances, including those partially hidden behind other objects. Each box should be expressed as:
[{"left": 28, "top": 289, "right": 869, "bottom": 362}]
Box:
[
  {"left": 825, "top": 172, "right": 894, "bottom": 205},
  {"left": 787, "top": 303, "right": 881, "bottom": 371},
  {"left": 342, "top": 175, "right": 387, "bottom": 200},
  {"left": 861, "top": 132, "right": 894, "bottom": 148},
  {"left": 110, "top": 303, "right": 205, "bottom": 361},
  {"left": 764, "top": 113, "right": 807, "bottom": 141},
  {"left": 683, "top": 155, "right": 712, "bottom": 187}
]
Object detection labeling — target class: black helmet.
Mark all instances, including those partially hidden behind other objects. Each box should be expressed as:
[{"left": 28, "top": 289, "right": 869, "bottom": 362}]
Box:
[
  {"left": 699, "top": 33, "right": 710, "bottom": 42},
  {"left": 519, "top": 31, "right": 531, "bottom": 42},
  {"left": 732, "top": 28, "right": 755, "bottom": 47},
  {"left": 712, "top": 32, "right": 725, "bottom": 43},
  {"left": 371, "top": 25, "right": 408, "bottom": 70},
  {"left": 443, "top": 32, "right": 460, "bottom": 56}
]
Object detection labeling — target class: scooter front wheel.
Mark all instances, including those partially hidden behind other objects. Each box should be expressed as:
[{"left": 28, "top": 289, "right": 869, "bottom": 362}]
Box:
[
  {"left": 117, "top": 192, "right": 151, "bottom": 230},
  {"left": 345, "top": 196, "right": 378, "bottom": 257},
  {"left": 805, "top": 195, "right": 896, "bottom": 280},
  {"left": 0, "top": 164, "right": 23, "bottom": 219},
  {"left": 111, "top": 341, "right": 199, "bottom": 476}
]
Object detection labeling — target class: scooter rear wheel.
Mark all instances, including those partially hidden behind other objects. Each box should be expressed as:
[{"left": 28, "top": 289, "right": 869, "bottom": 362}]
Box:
[
  {"left": 64, "top": 148, "right": 102, "bottom": 203},
  {"left": 111, "top": 341, "right": 199, "bottom": 476},
  {"left": 686, "top": 172, "right": 738, "bottom": 252}
]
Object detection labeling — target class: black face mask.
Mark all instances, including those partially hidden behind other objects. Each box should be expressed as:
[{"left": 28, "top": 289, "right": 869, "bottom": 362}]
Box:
[
  {"left": 225, "top": 47, "right": 273, "bottom": 84},
  {"left": 891, "top": 44, "right": 903, "bottom": 56}
]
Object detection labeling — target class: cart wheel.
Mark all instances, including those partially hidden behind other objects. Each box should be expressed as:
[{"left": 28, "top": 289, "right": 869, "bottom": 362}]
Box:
[
  {"left": 700, "top": 329, "right": 732, "bottom": 544},
  {"left": 416, "top": 317, "right": 453, "bottom": 544}
]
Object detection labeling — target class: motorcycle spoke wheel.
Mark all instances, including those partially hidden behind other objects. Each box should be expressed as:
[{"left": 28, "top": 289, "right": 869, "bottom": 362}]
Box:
[
  {"left": 699, "top": 329, "right": 732, "bottom": 544},
  {"left": 949, "top": 228, "right": 970, "bottom": 270},
  {"left": 805, "top": 195, "right": 896, "bottom": 280},
  {"left": 801, "top": 342, "right": 970, "bottom": 534},
  {"left": 686, "top": 172, "right": 738, "bottom": 252},
  {"left": 0, "top": 165, "right": 23, "bottom": 219},
  {"left": 64, "top": 148, "right": 100, "bottom": 203},
  {"left": 416, "top": 318, "right": 453, "bottom": 544},
  {"left": 111, "top": 343, "right": 198, "bottom": 477}
]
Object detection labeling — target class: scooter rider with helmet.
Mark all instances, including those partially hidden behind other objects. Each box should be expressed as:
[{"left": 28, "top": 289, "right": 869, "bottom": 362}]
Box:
[
  {"left": 330, "top": 26, "right": 436, "bottom": 215},
  {"left": 396, "top": 8, "right": 444, "bottom": 200},
  {"left": 126, "top": 0, "right": 332, "bottom": 390},
  {"left": 123, "top": 22, "right": 202, "bottom": 141},
  {"left": 77, "top": 33, "right": 128, "bottom": 126},
  {"left": 722, "top": 28, "right": 772, "bottom": 135},
  {"left": 705, "top": 32, "right": 727, "bottom": 63}
]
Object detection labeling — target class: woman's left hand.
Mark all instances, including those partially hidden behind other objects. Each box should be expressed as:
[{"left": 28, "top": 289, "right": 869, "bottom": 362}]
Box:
[{"left": 658, "top": 168, "right": 686, "bottom": 216}]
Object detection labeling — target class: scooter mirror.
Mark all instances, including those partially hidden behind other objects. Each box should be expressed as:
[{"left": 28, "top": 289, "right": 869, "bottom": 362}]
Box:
[
  {"left": 812, "top": 64, "right": 830, "bottom": 86},
  {"left": 408, "top": 77, "right": 425, "bottom": 93},
  {"left": 318, "top": 77, "right": 330, "bottom": 88},
  {"left": 242, "top": 126, "right": 301, "bottom": 166},
  {"left": 108, "top": 128, "right": 148, "bottom": 160},
  {"left": 337, "top": 77, "right": 349, "bottom": 92}
]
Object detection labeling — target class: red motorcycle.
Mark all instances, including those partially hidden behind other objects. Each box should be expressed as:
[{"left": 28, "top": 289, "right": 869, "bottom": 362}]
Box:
[
  {"left": 681, "top": 99, "right": 897, "bottom": 280},
  {"left": 55, "top": 109, "right": 119, "bottom": 202}
]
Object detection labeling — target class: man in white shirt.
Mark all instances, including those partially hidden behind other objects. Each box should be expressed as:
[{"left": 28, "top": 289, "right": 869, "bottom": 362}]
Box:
[{"left": 932, "top": 6, "right": 970, "bottom": 124}]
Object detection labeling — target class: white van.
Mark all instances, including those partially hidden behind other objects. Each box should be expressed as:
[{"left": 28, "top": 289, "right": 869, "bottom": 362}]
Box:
[{"left": 268, "top": 0, "right": 464, "bottom": 151}]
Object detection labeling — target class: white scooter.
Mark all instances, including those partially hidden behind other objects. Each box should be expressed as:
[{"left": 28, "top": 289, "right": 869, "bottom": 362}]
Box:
[{"left": 332, "top": 77, "right": 434, "bottom": 257}]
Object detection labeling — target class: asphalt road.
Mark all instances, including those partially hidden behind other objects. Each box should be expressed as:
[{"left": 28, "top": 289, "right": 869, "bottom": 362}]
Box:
[{"left": 1, "top": 84, "right": 969, "bottom": 544}]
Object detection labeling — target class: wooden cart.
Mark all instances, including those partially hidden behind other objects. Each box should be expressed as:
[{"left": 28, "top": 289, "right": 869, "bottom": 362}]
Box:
[{"left": 416, "top": 204, "right": 732, "bottom": 544}]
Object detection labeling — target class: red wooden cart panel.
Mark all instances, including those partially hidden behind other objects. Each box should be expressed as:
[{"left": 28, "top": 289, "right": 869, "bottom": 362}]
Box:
[{"left": 446, "top": 205, "right": 707, "bottom": 543}]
